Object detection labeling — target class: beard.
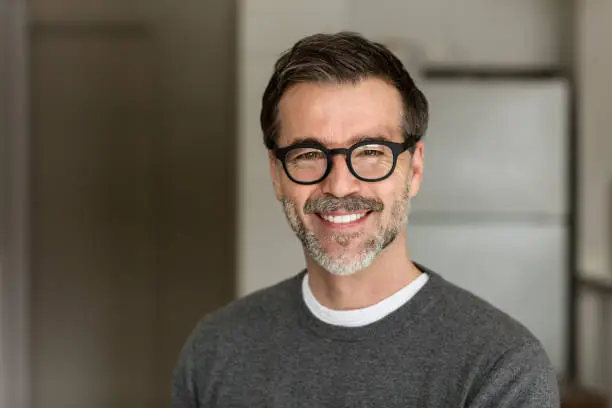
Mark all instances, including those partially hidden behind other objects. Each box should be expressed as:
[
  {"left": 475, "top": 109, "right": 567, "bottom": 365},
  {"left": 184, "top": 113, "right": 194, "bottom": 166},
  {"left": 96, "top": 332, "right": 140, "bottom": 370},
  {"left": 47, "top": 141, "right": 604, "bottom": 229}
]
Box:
[{"left": 280, "top": 186, "right": 411, "bottom": 276}]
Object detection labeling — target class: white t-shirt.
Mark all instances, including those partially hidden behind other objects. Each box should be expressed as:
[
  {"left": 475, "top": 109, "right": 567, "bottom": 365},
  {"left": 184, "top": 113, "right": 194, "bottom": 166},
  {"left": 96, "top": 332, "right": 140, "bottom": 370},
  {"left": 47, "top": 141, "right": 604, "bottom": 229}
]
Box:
[{"left": 302, "top": 272, "right": 429, "bottom": 327}]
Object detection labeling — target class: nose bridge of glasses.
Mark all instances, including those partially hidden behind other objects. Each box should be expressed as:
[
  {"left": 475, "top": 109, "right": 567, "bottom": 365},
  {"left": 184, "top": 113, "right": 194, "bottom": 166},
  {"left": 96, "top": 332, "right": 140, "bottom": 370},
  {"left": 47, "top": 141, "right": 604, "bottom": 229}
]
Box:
[
  {"left": 324, "top": 148, "right": 358, "bottom": 186},
  {"left": 327, "top": 147, "right": 352, "bottom": 171},
  {"left": 328, "top": 147, "right": 350, "bottom": 157}
]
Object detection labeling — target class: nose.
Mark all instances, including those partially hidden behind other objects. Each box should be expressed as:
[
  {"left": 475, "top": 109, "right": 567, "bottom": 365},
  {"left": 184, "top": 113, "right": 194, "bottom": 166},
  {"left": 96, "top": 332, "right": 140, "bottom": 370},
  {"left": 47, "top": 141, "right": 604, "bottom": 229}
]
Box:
[{"left": 320, "top": 154, "right": 360, "bottom": 197}]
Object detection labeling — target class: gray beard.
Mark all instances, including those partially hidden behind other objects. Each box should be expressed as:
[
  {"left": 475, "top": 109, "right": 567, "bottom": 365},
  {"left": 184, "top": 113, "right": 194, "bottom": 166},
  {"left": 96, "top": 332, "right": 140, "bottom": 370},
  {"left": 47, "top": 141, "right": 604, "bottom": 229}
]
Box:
[{"left": 280, "top": 186, "right": 411, "bottom": 276}]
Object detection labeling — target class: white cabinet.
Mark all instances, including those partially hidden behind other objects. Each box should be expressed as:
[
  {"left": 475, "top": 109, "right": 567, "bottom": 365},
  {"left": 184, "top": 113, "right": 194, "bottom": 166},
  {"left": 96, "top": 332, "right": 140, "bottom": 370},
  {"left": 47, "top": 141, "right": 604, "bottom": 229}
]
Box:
[
  {"left": 408, "top": 78, "right": 569, "bottom": 374},
  {"left": 412, "top": 80, "right": 569, "bottom": 215}
]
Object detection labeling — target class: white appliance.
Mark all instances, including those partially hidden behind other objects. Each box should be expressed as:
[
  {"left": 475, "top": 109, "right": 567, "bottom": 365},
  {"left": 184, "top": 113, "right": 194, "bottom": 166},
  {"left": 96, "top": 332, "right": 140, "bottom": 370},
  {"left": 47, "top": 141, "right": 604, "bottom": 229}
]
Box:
[{"left": 408, "top": 78, "right": 570, "bottom": 375}]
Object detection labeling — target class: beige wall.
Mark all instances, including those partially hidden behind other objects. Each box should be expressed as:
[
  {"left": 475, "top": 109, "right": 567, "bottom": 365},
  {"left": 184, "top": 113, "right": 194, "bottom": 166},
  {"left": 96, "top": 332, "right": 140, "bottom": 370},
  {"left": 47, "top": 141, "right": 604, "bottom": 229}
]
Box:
[
  {"left": 575, "top": 0, "right": 612, "bottom": 396},
  {"left": 28, "top": 1, "right": 236, "bottom": 407},
  {"left": 576, "top": 0, "right": 612, "bottom": 279}
]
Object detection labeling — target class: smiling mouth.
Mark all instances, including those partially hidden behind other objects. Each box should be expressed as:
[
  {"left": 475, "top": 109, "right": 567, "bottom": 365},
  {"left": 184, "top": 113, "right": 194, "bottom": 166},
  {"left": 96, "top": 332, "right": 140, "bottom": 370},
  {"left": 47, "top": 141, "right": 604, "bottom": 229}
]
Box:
[{"left": 316, "top": 211, "right": 372, "bottom": 225}]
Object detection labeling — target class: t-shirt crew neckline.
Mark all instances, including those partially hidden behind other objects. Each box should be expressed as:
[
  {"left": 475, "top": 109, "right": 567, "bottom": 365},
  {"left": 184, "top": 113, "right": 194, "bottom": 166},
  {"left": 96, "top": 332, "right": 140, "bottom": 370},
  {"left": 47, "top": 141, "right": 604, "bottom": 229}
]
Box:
[
  {"left": 302, "top": 271, "right": 429, "bottom": 327},
  {"left": 294, "top": 263, "right": 440, "bottom": 342}
]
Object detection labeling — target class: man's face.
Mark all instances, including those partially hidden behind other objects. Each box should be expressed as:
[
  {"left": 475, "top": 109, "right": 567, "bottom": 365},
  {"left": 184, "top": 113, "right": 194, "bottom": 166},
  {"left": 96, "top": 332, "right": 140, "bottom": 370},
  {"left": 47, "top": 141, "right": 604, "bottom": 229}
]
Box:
[{"left": 269, "top": 78, "right": 424, "bottom": 276}]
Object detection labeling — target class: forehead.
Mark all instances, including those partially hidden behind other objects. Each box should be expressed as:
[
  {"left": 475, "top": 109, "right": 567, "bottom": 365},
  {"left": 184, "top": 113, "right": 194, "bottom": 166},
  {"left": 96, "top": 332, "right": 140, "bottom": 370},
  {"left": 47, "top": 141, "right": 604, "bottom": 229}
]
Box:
[{"left": 277, "top": 77, "right": 404, "bottom": 147}]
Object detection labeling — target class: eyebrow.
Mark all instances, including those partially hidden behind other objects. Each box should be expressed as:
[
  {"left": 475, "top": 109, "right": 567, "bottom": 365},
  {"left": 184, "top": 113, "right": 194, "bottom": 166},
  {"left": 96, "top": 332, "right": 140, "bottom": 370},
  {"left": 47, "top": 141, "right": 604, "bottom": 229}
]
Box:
[{"left": 287, "top": 134, "right": 393, "bottom": 147}]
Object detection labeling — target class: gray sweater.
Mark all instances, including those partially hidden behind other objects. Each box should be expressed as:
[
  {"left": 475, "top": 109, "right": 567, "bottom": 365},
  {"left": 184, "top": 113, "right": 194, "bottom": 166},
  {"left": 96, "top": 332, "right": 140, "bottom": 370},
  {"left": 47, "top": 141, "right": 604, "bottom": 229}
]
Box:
[{"left": 172, "top": 266, "right": 560, "bottom": 407}]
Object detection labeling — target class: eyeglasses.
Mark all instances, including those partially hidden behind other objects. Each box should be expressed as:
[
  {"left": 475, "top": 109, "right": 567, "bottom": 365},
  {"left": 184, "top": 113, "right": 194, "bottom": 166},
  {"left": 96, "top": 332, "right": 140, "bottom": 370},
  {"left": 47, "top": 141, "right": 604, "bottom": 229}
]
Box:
[{"left": 274, "top": 137, "right": 418, "bottom": 185}]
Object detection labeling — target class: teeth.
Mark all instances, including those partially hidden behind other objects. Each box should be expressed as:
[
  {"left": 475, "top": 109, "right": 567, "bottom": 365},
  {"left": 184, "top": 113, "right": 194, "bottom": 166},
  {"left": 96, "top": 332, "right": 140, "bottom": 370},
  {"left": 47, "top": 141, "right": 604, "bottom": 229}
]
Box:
[{"left": 320, "top": 213, "right": 367, "bottom": 224}]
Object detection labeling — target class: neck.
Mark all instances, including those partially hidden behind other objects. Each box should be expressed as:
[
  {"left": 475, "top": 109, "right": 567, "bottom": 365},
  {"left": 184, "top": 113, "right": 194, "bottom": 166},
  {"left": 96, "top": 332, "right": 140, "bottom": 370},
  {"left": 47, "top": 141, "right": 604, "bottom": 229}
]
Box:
[{"left": 305, "top": 231, "right": 422, "bottom": 310}]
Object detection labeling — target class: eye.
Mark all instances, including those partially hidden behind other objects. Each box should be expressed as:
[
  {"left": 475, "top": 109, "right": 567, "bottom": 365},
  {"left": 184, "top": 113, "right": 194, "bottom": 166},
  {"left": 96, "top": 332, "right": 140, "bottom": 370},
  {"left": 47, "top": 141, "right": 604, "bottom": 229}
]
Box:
[
  {"left": 295, "top": 150, "right": 325, "bottom": 161},
  {"left": 361, "top": 149, "right": 384, "bottom": 157},
  {"left": 356, "top": 147, "right": 386, "bottom": 158}
]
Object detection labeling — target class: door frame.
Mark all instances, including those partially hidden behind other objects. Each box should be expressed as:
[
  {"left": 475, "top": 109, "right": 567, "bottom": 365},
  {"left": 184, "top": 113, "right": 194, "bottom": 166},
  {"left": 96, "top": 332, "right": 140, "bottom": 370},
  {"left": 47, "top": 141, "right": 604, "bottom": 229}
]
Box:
[{"left": 0, "top": 0, "right": 31, "bottom": 407}]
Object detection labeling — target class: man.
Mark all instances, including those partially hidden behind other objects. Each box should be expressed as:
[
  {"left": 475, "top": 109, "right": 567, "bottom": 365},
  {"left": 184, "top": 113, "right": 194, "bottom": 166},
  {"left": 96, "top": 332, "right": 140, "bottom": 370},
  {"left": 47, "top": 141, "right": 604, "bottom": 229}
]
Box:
[{"left": 173, "top": 32, "right": 559, "bottom": 407}]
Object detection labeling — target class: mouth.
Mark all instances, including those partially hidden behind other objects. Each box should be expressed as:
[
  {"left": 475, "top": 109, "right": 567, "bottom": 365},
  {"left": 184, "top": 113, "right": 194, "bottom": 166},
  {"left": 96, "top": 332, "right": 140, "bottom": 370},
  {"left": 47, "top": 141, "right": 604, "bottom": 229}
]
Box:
[{"left": 315, "top": 210, "right": 372, "bottom": 227}]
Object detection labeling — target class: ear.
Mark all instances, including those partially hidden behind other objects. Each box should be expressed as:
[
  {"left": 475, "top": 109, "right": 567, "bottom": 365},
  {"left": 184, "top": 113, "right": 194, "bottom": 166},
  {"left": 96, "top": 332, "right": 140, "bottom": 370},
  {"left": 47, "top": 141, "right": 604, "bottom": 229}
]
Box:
[
  {"left": 268, "top": 151, "right": 283, "bottom": 200},
  {"left": 408, "top": 141, "right": 424, "bottom": 198}
]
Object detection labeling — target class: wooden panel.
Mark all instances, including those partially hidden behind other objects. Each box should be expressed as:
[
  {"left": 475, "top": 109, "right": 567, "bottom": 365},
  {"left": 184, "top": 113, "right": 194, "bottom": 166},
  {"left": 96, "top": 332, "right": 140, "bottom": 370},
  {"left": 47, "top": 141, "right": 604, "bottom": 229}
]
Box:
[
  {"left": 30, "top": 25, "right": 161, "bottom": 408},
  {"left": 152, "top": 0, "right": 238, "bottom": 400},
  {"left": 29, "top": 9, "right": 239, "bottom": 405}
]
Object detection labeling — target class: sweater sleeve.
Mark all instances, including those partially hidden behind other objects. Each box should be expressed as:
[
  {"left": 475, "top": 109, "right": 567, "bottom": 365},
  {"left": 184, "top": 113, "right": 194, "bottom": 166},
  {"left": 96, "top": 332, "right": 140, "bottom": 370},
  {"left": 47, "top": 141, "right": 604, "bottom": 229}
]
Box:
[
  {"left": 466, "top": 341, "right": 560, "bottom": 408},
  {"left": 172, "top": 334, "right": 200, "bottom": 408}
]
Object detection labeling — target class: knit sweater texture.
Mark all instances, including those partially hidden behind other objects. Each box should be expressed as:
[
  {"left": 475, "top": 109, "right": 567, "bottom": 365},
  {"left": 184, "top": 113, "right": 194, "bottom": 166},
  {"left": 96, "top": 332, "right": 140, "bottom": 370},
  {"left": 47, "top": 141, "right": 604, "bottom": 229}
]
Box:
[{"left": 172, "top": 266, "right": 560, "bottom": 407}]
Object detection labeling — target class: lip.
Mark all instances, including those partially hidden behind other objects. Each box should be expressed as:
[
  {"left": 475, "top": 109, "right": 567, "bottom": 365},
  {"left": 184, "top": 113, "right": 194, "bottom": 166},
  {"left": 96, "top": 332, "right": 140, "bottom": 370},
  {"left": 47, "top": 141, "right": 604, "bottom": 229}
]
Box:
[{"left": 315, "top": 211, "right": 372, "bottom": 229}]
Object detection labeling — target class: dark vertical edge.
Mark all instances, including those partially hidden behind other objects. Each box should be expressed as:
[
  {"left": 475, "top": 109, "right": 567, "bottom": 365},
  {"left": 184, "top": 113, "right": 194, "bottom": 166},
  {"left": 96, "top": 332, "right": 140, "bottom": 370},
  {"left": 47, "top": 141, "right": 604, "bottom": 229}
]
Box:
[
  {"left": 1, "top": 0, "right": 32, "bottom": 405},
  {"left": 232, "top": 0, "right": 242, "bottom": 299},
  {"left": 148, "top": 27, "right": 167, "bottom": 407},
  {"left": 228, "top": 0, "right": 239, "bottom": 299},
  {"left": 566, "top": 71, "right": 579, "bottom": 384},
  {"left": 564, "top": 0, "right": 579, "bottom": 384},
  {"left": 28, "top": 15, "right": 39, "bottom": 408},
  {"left": 16, "top": 1, "right": 32, "bottom": 406}
]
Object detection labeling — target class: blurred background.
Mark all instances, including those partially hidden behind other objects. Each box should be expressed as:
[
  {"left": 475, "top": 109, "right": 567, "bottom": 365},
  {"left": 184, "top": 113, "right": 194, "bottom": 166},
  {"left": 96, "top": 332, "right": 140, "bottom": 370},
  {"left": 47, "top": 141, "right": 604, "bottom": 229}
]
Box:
[{"left": 1, "top": 0, "right": 611, "bottom": 407}]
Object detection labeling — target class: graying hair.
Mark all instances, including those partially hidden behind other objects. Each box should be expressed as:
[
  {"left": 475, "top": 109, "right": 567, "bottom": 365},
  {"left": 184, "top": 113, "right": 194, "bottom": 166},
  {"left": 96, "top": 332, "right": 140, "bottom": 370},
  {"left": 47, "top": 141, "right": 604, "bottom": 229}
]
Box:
[{"left": 260, "top": 31, "right": 429, "bottom": 150}]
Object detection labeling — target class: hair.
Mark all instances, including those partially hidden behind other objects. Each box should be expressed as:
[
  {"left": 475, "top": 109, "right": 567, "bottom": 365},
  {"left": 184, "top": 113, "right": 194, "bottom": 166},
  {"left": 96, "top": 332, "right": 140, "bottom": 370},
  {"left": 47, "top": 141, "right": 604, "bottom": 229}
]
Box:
[{"left": 260, "top": 31, "right": 429, "bottom": 150}]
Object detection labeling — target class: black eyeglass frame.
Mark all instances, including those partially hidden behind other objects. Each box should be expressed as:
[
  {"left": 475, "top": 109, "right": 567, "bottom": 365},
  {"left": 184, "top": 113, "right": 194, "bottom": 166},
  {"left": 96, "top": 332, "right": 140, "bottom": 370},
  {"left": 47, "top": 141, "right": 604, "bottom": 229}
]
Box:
[{"left": 273, "top": 136, "right": 420, "bottom": 185}]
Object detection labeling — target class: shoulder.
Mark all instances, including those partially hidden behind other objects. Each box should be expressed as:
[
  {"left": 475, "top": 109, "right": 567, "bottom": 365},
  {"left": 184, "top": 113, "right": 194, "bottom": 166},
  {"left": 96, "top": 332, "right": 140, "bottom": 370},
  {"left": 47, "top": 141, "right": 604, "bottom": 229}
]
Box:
[
  {"left": 172, "top": 273, "right": 304, "bottom": 405},
  {"left": 423, "top": 268, "right": 541, "bottom": 349},
  {"left": 417, "top": 267, "right": 552, "bottom": 374},
  {"left": 419, "top": 268, "right": 559, "bottom": 404},
  {"left": 186, "top": 272, "right": 303, "bottom": 349}
]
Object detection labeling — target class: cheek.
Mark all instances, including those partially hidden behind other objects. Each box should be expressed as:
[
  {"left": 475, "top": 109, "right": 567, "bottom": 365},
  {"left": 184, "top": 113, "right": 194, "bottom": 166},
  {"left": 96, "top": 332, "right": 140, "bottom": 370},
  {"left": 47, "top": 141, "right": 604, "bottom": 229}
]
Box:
[
  {"left": 279, "top": 179, "right": 315, "bottom": 208},
  {"left": 373, "top": 178, "right": 409, "bottom": 215},
  {"left": 370, "top": 178, "right": 398, "bottom": 203},
  {"left": 392, "top": 159, "right": 412, "bottom": 186}
]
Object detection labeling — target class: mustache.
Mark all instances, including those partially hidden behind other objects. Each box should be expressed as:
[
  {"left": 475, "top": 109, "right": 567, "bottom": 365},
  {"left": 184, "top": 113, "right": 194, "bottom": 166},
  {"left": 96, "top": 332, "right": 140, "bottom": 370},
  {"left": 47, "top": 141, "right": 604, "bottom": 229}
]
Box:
[{"left": 304, "top": 195, "right": 384, "bottom": 214}]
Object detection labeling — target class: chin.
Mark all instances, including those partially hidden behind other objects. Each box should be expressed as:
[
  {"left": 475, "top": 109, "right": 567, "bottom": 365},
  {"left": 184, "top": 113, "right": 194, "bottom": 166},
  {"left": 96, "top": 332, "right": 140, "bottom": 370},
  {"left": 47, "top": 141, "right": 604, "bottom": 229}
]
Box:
[
  {"left": 310, "top": 242, "right": 380, "bottom": 277},
  {"left": 318, "top": 253, "right": 377, "bottom": 277}
]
